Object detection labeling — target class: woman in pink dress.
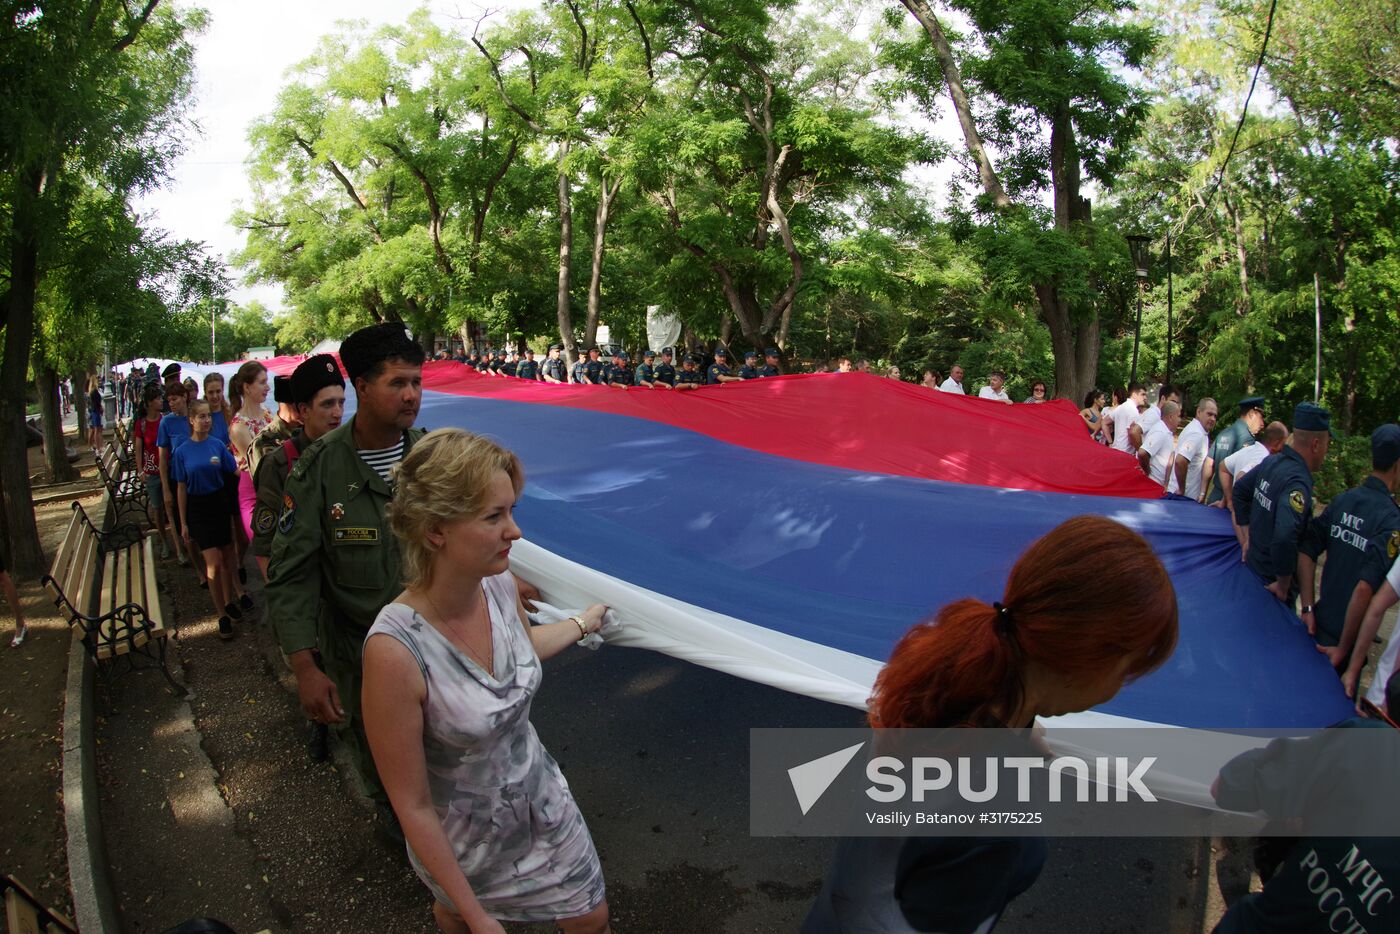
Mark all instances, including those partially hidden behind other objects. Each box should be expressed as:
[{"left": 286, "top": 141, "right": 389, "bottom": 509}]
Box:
[{"left": 228, "top": 361, "right": 273, "bottom": 550}]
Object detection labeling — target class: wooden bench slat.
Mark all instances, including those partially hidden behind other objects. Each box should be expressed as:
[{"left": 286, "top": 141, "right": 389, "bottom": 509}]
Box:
[{"left": 141, "top": 536, "right": 165, "bottom": 634}]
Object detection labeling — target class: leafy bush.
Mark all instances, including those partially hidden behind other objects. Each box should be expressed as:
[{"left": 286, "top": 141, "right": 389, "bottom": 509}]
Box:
[{"left": 1313, "top": 434, "right": 1374, "bottom": 504}]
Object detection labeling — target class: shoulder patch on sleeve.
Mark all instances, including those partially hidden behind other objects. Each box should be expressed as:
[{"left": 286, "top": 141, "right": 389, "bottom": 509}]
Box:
[
  {"left": 288, "top": 436, "right": 326, "bottom": 480},
  {"left": 1389, "top": 531, "right": 1399, "bottom": 561},
  {"left": 1289, "top": 489, "right": 1306, "bottom": 514},
  {"left": 253, "top": 503, "right": 276, "bottom": 535}
]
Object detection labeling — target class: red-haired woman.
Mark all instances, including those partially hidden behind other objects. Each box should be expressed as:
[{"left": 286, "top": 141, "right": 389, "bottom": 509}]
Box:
[{"left": 803, "top": 515, "right": 1179, "bottom": 934}]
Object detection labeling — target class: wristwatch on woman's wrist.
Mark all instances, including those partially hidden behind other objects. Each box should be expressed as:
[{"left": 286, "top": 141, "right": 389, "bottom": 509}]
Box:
[{"left": 570, "top": 615, "right": 589, "bottom": 641}]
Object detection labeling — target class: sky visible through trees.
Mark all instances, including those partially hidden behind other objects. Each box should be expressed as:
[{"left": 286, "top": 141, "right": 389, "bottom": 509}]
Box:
[{"left": 2, "top": 0, "right": 1396, "bottom": 571}]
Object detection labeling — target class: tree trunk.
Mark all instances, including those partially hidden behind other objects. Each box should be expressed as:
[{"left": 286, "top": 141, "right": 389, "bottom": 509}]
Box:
[
  {"left": 71, "top": 367, "right": 89, "bottom": 440},
  {"left": 556, "top": 141, "right": 578, "bottom": 367},
  {"left": 899, "top": 0, "right": 1011, "bottom": 209},
  {"left": 37, "top": 367, "right": 75, "bottom": 483},
  {"left": 0, "top": 165, "right": 46, "bottom": 577},
  {"left": 582, "top": 175, "right": 621, "bottom": 350},
  {"left": 1036, "top": 108, "right": 1099, "bottom": 403},
  {"left": 1223, "top": 193, "right": 1250, "bottom": 317},
  {"left": 1341, "top": 327, "right": 1358, "bottom": 435}
]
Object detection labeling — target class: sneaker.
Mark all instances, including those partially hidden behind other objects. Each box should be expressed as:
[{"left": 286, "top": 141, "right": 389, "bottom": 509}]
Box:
[
  {"left": 217, "top": 616, "right": 234, "bottom": 640},
  {"left": 159, "top": 541, "right": 170, "bottom": 559},
  {"left": 224, "top": 601, "right": 243, "bottom": 622},
  {"left": 238, "top": 593, "right": 254, "bottom": 612},
  {"left": 10, "top": 626, "right": 27, "bottom": 648},
  {"left": 307, "top": 721, "right": 330, "bottom": 762}
]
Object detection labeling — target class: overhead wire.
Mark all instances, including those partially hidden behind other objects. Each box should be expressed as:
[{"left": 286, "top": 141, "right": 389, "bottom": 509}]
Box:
[{"left": 1202, "top": 0, "right": 1280, "bottom": 204}]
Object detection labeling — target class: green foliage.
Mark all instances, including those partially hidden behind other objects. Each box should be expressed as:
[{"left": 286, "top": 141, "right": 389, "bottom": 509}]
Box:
[{"left": 1313, "top": 435, "right": 1375, "bottom": 506}]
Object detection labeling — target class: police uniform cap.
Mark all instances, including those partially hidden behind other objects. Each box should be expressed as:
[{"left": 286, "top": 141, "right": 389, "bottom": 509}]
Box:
[
  {"left": 341, "top": 322, "right": 420, "bottom": 384},
  {"left": 764, "top": 347, "right": 780, "bottom": 358},
  {"left": 683, "top": 354, "right": 699, "bottom": 364},
  {"left": 1371, "top": 424, "right": 1400, "bottom": 471},
  {"left": 1293, "top": 401, "right": 1335, "bottom": 437},
  {"left": 661, "top": 347, "right": 673, "bottom": 357},
  {"left": 161, "top": 362, "right": 181, "bottom": 378},
  {"left": 714, "top": 348, "right": 729, "bottom": 358},
  {"left": 272, "top": 374, "right": 295, "bottom": 405},
  {"left": 613, "top": 350, "right": 628, "bottom": 361},
  {"left": 549, "top": 343, "right": 563, "bottom": 351},
  {"left": 1237, "top": 395, "right": 1266, "bottom": 413},
  {"left": 744, "top": 350, "right": 758, "bottom": 360},
  {"left": 643, "top": 349, "right": 655, "bottom": 359},
  {"left": 290, "top": 354, "right": 345, "bottom": 405}
]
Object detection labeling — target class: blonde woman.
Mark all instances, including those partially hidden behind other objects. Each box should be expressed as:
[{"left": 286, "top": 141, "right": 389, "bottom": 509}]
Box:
[
  {"left": 86, "top": 374, "right": 104, "bottom": 453},
  {"left": 227, "top": 361, "right": 272, "bottom": 543},
  {"left": 203, "top": 371, "right": 231, "bottom": 445},
  {"left": 364, "top": 429, "right": 611, "bottom": 934}
]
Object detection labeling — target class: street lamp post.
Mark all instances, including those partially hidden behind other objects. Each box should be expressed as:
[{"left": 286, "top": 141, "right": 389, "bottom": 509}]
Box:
[
  {"left": 1126, "top": 234, "right": 1152, "bottom": 385},
  {"left": 1164, "top": 229, "right": 1173, "bottom": 385}
]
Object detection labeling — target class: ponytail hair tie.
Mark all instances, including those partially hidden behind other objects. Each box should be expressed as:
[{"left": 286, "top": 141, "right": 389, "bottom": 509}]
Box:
[{"left": 992, "top": 601, "right": 1015, "bottom": 637}]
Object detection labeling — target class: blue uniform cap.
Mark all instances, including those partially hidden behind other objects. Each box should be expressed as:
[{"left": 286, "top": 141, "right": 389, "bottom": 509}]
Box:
[
  {"left": 683, "top": 354, "right": 699, "bottom": 364},
  {"left": 661, "top": 347, "right": 674, "bottom": 357},
  {"left": 744, "top": 350, "right": 758, "bottom": 360},
  {"left": 1293, "top": 402, "right": 1334, "bottom": 436},
  {"left": 1372, "top": 424, "right": 1400, "bottom": 471},
  {"left": 1237, "top": 395, "right": 1266, "bottom": 412},
  {"left": 714, "top": 348, "right": 728, "bottom": 358},
  {"left": 764, "top": 347, "right": 780, "bottom": 357},
  {"left": 643, "top": 350, "right": 655, "bottom": 359},
  {"left": 613, "top": 351, "right": 628, "bottom": 362}
]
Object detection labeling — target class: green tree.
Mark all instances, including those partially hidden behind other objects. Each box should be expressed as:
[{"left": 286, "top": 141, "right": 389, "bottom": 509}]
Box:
[
  {"left": 0, "top": 0, "right": 206, "bottom": 573},
  {"left": 892, "top": 0, "right": 1155, "bottom": 400}
]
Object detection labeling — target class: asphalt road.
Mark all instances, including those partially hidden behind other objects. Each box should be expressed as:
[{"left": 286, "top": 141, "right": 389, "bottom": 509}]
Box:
[{"left": 529, "top": 642, "right": 1234, "bottom": 933}]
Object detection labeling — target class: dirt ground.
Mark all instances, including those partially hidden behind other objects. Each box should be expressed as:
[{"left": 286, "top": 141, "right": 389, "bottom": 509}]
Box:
[{"left": 0, "top": 433, "right": 108, "bottom": 920}]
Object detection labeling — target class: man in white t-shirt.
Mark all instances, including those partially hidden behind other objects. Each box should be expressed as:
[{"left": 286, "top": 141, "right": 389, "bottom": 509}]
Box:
[
  {"left": 977, "top": 370, "right": 1012, "bottom": 404},
  {"left": 1344, "top": 550, "right": 1400, "bottom": 711},
  {"left": 938, "top": 364, "right": 965, "bottom": 395},
  {"left": 1139, "top": 402, "right": 1181, "bottom": 488},
  {"left": 1109, "top": 383, "right": 1148, "bottom": 454},
  {"left": 1217, "top": 421, "right": 1287, "bottom": 507},
  {"left": 1169, "top": 397, "right": 1218, "bottom": 501}
]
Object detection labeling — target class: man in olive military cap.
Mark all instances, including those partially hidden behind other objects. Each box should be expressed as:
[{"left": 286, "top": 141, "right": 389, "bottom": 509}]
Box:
[
  {"left": 1206, "top": 396, "right": 1266, "bottom": 505},
  {"left": 251, "top": 356, "right": 344, "bottom": 577},
  {"left": 266, "top": 324, "right": 425, "bottom": 810},
  {"left": 252, "top": 355, "right": 345, "bottom": 760},
  {"left": 1298, "top": 424, "right": 1400, "bottom": 662},
  {"left": 1234, "top": 402, "right": 1333, "bottom": 603}
]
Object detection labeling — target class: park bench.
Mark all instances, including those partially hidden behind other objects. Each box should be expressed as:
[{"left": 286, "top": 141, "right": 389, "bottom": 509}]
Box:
[
  {"left": 113, "top": 417, "right": 134, "bottom": 465},
  {"left": 40, "top": 501, "right": 182, "bottom": 696},
  {"left": 95, "top": 439, "right": 149, "bottom": 527},
  {"left": 2, "top": 874, "right": 78, "bottom": 934}
]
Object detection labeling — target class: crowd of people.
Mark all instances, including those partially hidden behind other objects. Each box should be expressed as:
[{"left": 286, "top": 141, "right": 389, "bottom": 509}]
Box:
[{"left": 12, "top": 330, "right": 1399, "bottom": 934}]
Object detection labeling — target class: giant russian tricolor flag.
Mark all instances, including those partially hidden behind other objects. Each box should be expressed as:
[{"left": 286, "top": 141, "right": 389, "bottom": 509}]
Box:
[{"left": 163, "top": 355, "right": 1355, "bottom": 808}]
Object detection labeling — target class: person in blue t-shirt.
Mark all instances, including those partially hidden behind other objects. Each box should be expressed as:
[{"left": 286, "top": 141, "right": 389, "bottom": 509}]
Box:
[
  {"left": 156, "top": 381, "right": 195, "bottom": 569},
  {"left": 174, "top": 399, "right": 242, "bottom": 640},
  {"left": 804, "top": 516, "right": 1179, "bottom": 934},
  {"left": 203, "top": 371, "right": 232, "bottom": 446}
]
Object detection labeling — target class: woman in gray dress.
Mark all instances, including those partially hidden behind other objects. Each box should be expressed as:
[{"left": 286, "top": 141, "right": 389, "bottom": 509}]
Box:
[{"left": 363, "top": 429, "right": 611, "bottom": 934}]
